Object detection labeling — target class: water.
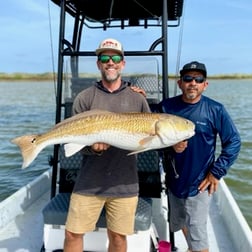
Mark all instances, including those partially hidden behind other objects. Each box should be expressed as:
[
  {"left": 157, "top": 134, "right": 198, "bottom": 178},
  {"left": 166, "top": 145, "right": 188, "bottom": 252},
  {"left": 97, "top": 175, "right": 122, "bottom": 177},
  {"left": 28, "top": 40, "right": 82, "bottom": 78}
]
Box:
[
  {"left": 207, "top": 79, "right": 252, "bottom": 229},
  {"left": 0, "top": 81, "right": 55, "bottom": 199},
  {"left": 0, "top": 80, "right": 251, "bottom": 230}
]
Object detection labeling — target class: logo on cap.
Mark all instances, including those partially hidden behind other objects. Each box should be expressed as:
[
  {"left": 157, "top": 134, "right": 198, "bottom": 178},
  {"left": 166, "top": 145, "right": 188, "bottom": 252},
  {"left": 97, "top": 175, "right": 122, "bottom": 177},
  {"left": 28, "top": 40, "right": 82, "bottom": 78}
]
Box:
[
  {"left": 102, "top": 40, "right": 118, "bottom": 49},
  {"left": 190, "top": 63, "right": 198, "bottom": 69},
  {"left": 96, "top": 38, "right": 123, "bottom": 56},
  {"left": 180, "top": 61, "right": 207, "bottom": 77}
]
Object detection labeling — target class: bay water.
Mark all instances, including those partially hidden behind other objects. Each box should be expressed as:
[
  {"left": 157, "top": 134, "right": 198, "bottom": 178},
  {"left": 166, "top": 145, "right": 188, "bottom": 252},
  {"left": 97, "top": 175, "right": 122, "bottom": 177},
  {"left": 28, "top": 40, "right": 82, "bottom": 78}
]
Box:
[{"left": 0, "top": 79, "right": 251, "bottom": 229}]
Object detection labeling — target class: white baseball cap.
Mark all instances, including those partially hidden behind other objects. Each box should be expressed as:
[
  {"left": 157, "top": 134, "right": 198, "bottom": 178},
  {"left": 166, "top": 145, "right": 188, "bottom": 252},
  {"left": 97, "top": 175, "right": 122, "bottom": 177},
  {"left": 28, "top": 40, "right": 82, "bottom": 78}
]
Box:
[{"left": 95, "top": 38, "right": 124, "bottom": 56}]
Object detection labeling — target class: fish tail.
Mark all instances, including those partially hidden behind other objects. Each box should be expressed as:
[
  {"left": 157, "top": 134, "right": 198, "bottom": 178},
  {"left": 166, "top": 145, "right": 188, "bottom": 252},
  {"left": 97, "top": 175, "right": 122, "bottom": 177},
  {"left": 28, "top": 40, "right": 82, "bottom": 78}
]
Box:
[{"left": 11, "top": 134, "right": 41, "bottom": 169}]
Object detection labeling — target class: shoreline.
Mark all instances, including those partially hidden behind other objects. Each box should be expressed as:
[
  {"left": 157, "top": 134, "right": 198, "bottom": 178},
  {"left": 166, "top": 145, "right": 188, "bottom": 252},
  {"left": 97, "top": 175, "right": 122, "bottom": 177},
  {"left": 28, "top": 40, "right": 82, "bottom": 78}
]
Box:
[
  {"left": 1, "top": 73, "right": 252, "bottom": 81},
  {"left": 0, "top": 73, "right": 56, "bottom": 82}
]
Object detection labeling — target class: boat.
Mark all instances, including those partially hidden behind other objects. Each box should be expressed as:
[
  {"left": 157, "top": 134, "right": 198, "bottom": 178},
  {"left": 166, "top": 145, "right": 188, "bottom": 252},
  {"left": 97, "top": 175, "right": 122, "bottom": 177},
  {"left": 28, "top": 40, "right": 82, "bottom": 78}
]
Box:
[{"left": 0, "top": 0, "right": 251, "bottom": 251}]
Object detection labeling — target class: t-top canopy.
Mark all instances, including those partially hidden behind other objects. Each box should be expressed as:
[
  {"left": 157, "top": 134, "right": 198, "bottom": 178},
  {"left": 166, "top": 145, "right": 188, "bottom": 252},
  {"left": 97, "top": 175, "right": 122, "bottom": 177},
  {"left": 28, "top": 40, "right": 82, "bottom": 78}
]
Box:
[{"left": 51, "top": 0, "right": 184, "bottom": 27}]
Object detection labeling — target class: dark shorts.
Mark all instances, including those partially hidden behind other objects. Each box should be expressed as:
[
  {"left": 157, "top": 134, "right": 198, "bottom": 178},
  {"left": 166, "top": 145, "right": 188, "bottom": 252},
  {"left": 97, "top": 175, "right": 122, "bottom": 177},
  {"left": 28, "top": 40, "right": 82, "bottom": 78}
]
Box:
[{"left": 168, "top": 190, "right": 210, "bottom": 251}]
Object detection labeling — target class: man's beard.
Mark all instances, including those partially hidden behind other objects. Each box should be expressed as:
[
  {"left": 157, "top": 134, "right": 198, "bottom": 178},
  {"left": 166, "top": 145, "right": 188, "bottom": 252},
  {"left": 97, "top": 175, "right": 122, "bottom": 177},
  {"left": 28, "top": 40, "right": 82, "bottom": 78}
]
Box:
[
  {"left": 102, "top": 70, "right": 121, "bottom": 83},
  {"left": 186, "top": 93, "right": 197, "bottom": 100}
]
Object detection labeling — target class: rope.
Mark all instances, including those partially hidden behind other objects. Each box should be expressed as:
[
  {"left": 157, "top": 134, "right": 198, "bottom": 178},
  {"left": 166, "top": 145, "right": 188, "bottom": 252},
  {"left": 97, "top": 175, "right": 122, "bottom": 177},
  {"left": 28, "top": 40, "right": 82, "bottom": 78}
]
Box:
[
  {"left": 109, "top": 0, "right": 115, "bottom": 21},
  {"left": 173, "top": 0, "right": 187, "bottom": 96},
  {"left": 47, "top": 0, "right": 57, "bottom": 101},
  {"left": 133, "top": 0, "right": 158, "bottom": 18}
]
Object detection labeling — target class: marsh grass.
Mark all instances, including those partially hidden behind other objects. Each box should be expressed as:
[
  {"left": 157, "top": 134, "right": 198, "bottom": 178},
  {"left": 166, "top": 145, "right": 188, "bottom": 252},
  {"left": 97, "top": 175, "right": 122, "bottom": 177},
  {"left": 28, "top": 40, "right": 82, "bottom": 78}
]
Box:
[{"left": 0, "top": 72, "right": 252, "bottom": 81}]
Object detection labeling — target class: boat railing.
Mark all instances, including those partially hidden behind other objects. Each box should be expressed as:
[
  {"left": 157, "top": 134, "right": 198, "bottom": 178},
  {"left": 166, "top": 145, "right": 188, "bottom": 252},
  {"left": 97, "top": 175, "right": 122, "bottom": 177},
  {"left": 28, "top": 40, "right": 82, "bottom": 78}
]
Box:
[{"left": 213, "top": 179, "right": 252, "bottom": 251}]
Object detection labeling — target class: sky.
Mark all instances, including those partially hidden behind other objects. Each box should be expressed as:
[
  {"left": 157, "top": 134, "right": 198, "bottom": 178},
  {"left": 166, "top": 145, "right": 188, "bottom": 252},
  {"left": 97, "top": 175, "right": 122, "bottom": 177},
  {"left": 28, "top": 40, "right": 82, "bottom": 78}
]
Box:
[{"left": 1, "top": 0, "right": 252, "bottom": 75}]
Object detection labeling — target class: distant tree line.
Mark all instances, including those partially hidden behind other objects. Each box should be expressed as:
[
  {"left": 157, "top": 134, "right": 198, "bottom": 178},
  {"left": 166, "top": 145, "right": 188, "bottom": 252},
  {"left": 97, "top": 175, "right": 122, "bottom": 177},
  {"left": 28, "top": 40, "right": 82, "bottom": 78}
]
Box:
[{"left": 0, "top": 72, "right": 252, "bottom": 81}]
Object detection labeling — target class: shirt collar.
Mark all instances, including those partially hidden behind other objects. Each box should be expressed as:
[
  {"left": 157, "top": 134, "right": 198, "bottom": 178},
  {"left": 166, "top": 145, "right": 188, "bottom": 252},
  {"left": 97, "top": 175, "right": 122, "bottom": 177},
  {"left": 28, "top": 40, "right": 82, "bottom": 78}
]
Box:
[{"left": 95, "top": 80, "right": 128, "bottom": 93}]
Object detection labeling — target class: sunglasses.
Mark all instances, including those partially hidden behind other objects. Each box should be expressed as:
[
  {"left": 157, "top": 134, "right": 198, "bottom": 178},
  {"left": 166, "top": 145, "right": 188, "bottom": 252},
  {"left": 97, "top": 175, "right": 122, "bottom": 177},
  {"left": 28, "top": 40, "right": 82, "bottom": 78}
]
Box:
[
  {"left": 98, "top": 55, "right": 123, "bottom": 64},
  {"left": 182, "top": 75, "right": 205, "bottom": 84}
]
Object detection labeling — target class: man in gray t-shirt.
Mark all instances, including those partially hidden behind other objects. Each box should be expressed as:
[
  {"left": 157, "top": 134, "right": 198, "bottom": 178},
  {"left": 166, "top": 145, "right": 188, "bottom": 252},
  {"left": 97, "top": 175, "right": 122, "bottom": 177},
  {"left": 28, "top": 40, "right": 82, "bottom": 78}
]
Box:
[{"left": 64, "top": 38, "right": 150, "bottom": 252}]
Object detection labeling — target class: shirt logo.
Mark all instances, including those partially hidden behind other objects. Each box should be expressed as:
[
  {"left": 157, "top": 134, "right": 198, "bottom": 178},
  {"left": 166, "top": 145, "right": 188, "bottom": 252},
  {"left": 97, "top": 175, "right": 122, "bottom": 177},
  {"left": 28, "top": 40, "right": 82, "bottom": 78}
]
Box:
[{"left": 196, "top": 121, "right": 206, "bottom": 126}]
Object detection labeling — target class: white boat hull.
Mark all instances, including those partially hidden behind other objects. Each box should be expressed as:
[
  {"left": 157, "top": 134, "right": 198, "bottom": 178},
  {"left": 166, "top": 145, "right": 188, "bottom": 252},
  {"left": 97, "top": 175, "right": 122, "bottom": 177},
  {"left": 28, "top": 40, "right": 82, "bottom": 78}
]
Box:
[{"left": 0, "top": 169, "right": 251, "bottom": 252}]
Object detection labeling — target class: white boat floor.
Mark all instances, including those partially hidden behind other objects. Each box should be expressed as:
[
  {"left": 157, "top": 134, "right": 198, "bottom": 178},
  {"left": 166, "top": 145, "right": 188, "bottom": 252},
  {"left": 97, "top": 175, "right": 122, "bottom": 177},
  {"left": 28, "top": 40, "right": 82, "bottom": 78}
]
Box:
[
  {"left": 0, "top": 190, "right": 236, "bottom": 252},
  {"left": 0, "top": 190, "right": 50, "bottom": 252}
]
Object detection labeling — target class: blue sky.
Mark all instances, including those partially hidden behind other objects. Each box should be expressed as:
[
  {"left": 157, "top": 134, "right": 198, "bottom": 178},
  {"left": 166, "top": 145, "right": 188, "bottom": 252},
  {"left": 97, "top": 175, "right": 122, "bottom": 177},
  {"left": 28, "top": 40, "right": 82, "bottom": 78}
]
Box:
[{"left": 1, "top": 0, "right": 252, "bottom": 75}]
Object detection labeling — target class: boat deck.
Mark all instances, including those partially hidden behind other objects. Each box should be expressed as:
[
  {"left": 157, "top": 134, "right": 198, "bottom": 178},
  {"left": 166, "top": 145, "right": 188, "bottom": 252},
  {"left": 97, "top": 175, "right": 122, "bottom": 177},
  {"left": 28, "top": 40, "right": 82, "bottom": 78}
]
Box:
[
  {"left": 0, "top": 190, "right": 49, "bottom": 252},
  {"left": 0, "top": 185, "right": 237, "bottom": 252}
]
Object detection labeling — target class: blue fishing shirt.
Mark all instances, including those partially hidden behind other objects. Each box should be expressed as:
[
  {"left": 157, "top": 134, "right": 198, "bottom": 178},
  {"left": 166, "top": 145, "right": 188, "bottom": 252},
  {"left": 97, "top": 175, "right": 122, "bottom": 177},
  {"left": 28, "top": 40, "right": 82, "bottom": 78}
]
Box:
[{"left": 160, "top": 95, "right": 241, "bottom": 198}]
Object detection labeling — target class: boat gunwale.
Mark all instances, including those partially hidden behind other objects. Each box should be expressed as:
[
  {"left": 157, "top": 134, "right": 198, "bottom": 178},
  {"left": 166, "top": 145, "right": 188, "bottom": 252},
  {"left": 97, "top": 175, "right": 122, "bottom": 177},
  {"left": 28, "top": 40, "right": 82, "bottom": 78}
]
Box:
[{"left": 0, "top": 169, "right": 51, "bottom": 230}]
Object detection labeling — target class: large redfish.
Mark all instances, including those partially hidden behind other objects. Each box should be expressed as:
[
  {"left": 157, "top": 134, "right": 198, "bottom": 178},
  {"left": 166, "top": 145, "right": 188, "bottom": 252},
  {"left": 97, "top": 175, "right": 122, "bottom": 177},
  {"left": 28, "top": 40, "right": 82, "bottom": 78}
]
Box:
[{"left": 11, "top": 109, "right": 195, "bottom": 168}]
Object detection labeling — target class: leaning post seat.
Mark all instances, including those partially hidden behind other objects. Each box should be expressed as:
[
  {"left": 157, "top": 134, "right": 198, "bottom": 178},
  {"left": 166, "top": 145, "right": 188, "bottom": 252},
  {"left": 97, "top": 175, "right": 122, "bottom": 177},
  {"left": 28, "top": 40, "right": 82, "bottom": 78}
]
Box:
[
  {"left": 43, "top": 147, "right": 160, "bottom": 230},
  {"left": 43, "top": 146, "right": 156, "bottom": 232},
  {"left": 42, "top": 141, "right": 162, "bottom": 251},
  {"left": 42, "top": 147, "right": 160, "bottom": 251},
  {"left": 42, "top": 193, "right": 152, "bottom": 232}
]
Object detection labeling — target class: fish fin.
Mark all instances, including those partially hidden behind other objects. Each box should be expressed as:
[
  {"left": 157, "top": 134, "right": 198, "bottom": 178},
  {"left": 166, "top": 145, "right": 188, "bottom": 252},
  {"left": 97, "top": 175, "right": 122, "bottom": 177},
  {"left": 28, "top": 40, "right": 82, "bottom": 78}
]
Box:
[
  {"left": 127, "top": 148, "right": 152, "bottom": 156},
  {"left": 139, "top": 136, "right": 156, "bottom": 145},
  {"left": 11, "top": 134, "right": 40, "bottom": 169},
  {"left": 127, "top": 136, "right": 156, "bottom": 156},
  {"left": 64, "top": 143, "right": 86, "bottom": 157}
]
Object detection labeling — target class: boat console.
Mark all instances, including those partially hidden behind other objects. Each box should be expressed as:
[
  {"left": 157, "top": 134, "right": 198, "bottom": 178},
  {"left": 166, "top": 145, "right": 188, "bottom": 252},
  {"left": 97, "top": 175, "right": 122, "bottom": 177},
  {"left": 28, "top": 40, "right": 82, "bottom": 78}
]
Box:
[{"left": 41, "top": 1, "right": 185, "bottom": 251}]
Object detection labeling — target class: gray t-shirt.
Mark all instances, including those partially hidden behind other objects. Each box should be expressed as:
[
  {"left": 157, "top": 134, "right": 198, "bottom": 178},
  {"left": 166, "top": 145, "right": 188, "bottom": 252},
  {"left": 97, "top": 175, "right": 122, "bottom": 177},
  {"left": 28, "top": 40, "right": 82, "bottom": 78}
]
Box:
[{"left": 72, "top": 81, "right": 151, "bottom": 197}]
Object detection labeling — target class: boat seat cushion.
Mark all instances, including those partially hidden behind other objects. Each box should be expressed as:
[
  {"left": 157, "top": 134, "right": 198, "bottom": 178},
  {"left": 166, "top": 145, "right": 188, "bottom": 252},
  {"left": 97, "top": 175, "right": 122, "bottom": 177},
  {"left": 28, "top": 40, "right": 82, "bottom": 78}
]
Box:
[{"left": 42, "top": 193, "right": 152, "bottom": 231}]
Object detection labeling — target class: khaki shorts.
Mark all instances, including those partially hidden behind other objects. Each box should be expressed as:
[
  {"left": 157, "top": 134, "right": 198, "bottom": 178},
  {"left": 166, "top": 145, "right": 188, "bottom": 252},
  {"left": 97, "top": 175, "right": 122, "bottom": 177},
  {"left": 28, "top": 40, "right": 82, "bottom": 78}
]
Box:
[{"left": 65, "top": 193, "right": 138, "bottom": 235}]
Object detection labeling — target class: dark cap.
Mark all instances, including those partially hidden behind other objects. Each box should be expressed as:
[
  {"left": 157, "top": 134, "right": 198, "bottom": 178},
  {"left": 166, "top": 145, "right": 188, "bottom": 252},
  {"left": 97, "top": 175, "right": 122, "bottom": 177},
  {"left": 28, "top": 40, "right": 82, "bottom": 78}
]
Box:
[{"left": 180, "top": 61, "right": 207, "bottom": 77}]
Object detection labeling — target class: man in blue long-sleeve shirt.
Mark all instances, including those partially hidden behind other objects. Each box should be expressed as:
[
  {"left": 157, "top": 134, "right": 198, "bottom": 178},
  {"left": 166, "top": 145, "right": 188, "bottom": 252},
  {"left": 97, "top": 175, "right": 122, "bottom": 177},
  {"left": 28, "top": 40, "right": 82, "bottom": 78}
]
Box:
[{"left": 160, "top": 61, "right": 241, "bottom": 252}]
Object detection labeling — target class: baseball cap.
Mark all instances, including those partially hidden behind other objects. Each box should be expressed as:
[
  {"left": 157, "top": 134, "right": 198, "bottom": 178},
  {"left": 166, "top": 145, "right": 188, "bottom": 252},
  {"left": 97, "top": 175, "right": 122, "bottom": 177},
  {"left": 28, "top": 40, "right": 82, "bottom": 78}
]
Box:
[
  {"left": 95, "top": 38, "right": 124, "bottom": 56},
  {"left": 180, "top": 61, "right": 207, "bottom": 77}
]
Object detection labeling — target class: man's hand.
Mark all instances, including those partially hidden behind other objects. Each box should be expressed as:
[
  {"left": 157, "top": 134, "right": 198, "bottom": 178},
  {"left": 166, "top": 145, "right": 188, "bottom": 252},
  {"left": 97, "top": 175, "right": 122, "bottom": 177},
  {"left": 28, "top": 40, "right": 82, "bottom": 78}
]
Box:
[
  {"left": 173, "top": 140, "right": 188, "bottom": 153},
  {"left": 198, "top": 172, "right": 219, "bottom": 195},
  {"left": 91, "top": 143, "right": 110, "bottom": 153},
  {"left": 130, "top": 86, "right": 146, "bottom": 97}
]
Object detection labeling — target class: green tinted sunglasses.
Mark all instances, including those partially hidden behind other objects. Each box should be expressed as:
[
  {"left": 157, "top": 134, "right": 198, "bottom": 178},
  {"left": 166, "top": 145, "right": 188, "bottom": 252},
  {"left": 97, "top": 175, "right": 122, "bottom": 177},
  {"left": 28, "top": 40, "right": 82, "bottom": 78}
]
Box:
[{"left": 98, "top": 55, "right": 123, "bottom": 64}]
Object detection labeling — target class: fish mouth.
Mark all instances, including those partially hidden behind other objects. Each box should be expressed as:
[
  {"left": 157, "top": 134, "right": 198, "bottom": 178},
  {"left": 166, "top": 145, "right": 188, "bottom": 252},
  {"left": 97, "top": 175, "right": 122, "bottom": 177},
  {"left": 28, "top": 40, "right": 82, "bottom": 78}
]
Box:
[{"left": 187, "top": 131, "right": 195, "bottom": 138}]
